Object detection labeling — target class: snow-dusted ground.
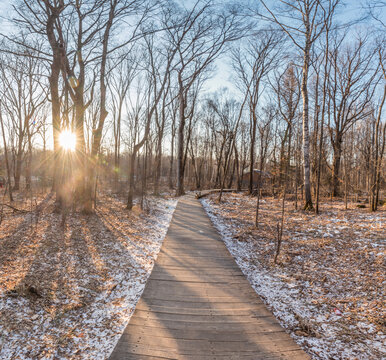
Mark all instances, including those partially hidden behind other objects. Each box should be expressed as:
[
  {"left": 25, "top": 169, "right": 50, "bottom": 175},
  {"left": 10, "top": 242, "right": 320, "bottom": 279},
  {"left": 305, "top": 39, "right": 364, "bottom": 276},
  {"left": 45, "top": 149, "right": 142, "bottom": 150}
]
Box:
[
  {"left": 201, "top": 193, "right": 385, "bottom": 360},
  {"left": 0, "top": 194, "right": 177, "bottom": 359}
]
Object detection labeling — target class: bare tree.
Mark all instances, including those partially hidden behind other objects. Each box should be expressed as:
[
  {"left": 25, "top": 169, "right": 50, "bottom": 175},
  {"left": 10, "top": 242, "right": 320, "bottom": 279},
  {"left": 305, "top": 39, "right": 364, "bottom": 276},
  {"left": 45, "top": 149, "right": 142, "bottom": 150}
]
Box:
[
  {"left": 232, "top": 29, "right": 281, "bottom": 194},
  {"left": 370, "top": 42, "right": 386, "bottom": 211},
  {"left": 0, "top": 102, "right": 13, "bottom": 202},
  {"left": 260, "top": 0, "right": 341, "bottom": 209},
  {"left": 206, "top": 89, "right": 243, "bottom": 201},
  {"left": 108, "top": 52, "right": 138, "bottom": 190},
  {"left": 126, "top": 33, "right": 176, "bottom": 210},
  {"left": 366, "top": 1, "right": 386, "bottom": 29},
  {"left": 85, "top": 0, "right": 154, "bottom": 212},
  {"left": 164, "top": 0, "right": 244, "bottom": 196},
  {"left": 327, "top": 36, "right": 380, "bottom": 197},
  {"left": 0, "top": 50, "right": 45, "bottom": 191}
]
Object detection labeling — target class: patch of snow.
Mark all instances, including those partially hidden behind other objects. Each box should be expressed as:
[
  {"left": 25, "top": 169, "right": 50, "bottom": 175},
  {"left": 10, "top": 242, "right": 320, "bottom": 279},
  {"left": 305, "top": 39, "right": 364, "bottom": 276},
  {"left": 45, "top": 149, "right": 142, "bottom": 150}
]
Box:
[
  {"left": 200, "top": 196, "right": 386, "bottom": 360},
  {"left": 0, "top": 196, "right": 178, "bottom": 360}
]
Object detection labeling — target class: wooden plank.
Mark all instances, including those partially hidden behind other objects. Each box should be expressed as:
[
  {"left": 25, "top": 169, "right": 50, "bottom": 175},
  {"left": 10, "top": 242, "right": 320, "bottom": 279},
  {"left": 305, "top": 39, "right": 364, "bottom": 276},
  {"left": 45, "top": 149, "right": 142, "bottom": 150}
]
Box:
[
  {"left": 135, "top": 303, "right": 272, "bottom": 316},
  {"left": 127, "top": 316, "right": 285, "bottom": 332},
  {"left": 119, "top": 334, "right": 301, "bottom": 353},
  {"left": 139, "top": 298, "right": 264, "bottom": 309},
  {"left": 108, "top": 196, "right": 310, "bottom": 360},
  {"left": 121, "top": 323, "right": 287, "bottom": 340}
]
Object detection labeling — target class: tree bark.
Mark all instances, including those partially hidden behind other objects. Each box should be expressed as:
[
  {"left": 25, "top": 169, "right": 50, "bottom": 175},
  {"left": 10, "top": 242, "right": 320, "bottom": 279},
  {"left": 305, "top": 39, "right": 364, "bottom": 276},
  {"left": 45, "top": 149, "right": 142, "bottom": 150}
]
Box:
[
  {"left": 249, "top": 110, "right": 257, "bottom": 194},
  {"left": 0, "top": 106, "right": 13, "bottom": 202},
  {"left": 301, "top": 41, "right": 313, "bottom": 210},
  {"left": 176, "top": 77, "right": 186, "bottom": 196},
  {"left": 332, "top": 137, "right": 342, "bottom": 197}
]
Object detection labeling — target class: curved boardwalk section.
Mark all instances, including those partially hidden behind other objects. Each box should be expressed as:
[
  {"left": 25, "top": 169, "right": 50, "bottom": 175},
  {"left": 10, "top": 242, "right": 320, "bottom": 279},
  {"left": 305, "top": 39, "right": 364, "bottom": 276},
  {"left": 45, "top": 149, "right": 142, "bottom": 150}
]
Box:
[{"left": 109, "top": 196, "right": 310, "bottom": 360}]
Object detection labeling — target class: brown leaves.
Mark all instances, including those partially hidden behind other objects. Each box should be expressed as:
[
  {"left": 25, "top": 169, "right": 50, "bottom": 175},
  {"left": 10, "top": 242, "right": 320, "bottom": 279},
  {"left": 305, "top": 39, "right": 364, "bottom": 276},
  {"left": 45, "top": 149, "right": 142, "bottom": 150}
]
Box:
[
  {"left": 206, "top": 193, "right": 386, "bottom": 359},
  {"left": 0, "top": 192, "right": 176, "bottom": 359}
]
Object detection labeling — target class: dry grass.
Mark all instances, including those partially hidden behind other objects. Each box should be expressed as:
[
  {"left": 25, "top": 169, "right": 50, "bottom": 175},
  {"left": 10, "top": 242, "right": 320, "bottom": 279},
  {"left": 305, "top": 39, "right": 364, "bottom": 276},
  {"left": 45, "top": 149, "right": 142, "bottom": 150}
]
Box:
[
  {"left": 0, "top": 191, "right": 176, "bottom": 359},
  {"left": 204, "top": 192, "right": 385, "bottom": 359}
]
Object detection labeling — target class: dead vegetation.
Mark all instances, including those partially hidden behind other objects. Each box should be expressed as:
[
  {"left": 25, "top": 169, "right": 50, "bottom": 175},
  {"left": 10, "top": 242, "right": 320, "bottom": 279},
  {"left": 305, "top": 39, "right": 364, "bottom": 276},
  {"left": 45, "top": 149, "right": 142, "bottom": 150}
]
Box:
[
  {"left": 0, "top": 191, "right": 176, "bottom": 359},
  {"left": 204, "top": 192, "right": 385, "bottom": 360}
]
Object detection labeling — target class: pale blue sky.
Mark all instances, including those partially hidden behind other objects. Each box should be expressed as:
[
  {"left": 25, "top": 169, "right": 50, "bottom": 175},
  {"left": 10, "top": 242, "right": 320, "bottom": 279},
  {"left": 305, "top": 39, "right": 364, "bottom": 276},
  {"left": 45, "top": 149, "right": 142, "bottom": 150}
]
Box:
[
  {"left": 0, "top": 0, "right": 379, "bottom": 97},
  {"left": 0, "top": 0, "right": 380, "bottom": 151}
]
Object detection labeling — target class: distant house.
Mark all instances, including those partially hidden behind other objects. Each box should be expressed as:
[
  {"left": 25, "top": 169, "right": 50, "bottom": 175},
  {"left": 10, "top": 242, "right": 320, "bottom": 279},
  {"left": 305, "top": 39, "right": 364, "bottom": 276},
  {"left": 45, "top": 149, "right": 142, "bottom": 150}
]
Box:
[{"left": 241, "top": 169, "right": 271, "bottom": 188}]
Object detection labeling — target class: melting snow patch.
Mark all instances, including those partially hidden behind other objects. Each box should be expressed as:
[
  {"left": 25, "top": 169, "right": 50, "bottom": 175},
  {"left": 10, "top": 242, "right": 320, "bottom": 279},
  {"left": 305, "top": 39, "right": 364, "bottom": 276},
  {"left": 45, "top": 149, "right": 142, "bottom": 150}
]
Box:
[
  {"left": 201, "top": 196, "right": 385, "bottom": 360},
  {"left": 0, "top": 195, "right": 177, "bottom": 360}
]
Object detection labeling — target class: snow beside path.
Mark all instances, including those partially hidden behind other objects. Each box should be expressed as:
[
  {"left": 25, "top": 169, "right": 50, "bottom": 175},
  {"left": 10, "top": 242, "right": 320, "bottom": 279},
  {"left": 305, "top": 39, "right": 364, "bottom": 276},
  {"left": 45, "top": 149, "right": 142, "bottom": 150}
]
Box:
[
  {"left": 0, "top": 194, "right": 177, "bottom": 360},
  {"left": 201, "top": 194, "right": 385, "bottom": 360}
]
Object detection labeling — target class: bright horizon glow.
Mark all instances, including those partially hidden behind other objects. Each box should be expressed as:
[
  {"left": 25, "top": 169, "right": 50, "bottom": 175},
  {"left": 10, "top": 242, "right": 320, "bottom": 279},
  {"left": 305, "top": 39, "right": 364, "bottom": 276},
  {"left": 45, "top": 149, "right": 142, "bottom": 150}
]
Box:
[{"left": 59, "top": 130, "right": 76, "bottom": 152}]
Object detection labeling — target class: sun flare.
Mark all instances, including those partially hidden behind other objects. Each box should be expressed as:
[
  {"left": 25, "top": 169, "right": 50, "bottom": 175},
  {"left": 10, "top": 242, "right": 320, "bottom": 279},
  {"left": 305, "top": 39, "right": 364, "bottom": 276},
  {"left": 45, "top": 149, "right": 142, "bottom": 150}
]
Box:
[{"left": 59, "top": 130, "right": 76, "bottom": 152}]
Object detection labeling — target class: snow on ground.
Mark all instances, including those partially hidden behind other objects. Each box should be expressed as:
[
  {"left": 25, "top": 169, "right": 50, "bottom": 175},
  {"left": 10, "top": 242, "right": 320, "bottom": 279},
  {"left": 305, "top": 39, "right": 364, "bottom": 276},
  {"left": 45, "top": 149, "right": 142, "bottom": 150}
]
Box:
[
  {"left": 0, "top": 193, "right": 177, "bottom": 359},
  {"left": 201, "top": 193, "right": 385, "bottom": 360}
]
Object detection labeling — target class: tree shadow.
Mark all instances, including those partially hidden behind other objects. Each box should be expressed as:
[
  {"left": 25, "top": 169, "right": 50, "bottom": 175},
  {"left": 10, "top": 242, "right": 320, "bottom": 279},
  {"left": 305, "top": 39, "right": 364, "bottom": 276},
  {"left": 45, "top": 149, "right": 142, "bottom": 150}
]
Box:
[
  {"left": 0, "top": 194, "right": 54, "bottom": 294},
  {"left": 1, "top": 196, "right": 149, "bottom": 359},
  {"left": 109, "top": 197, "right": 309, "bottom": 360}
]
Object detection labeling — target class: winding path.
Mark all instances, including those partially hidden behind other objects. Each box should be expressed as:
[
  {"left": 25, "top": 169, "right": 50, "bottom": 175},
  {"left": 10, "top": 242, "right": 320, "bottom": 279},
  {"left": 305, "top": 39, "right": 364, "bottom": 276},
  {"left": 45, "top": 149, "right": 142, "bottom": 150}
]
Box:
[{"left": 109, "top": 196, "right": 309, "bottom": 360}]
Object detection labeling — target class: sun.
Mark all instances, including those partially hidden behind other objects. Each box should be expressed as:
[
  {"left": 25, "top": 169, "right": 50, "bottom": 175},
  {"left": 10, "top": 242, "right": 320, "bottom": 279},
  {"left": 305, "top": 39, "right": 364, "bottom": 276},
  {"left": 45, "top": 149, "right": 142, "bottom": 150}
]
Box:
[{"left": 59, "top": 129, "right": 76, "bottom": 152}]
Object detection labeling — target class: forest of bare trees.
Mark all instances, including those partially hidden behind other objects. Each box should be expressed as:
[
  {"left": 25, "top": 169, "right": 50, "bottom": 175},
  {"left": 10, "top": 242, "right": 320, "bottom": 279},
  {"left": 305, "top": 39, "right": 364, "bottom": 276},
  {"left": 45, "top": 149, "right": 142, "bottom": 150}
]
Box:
[
  {"left": 0, "top": 0, "right": 384, "bottom": 215},
  {"left": 0, "top": 2, "right": 385, "bottom": 359}
]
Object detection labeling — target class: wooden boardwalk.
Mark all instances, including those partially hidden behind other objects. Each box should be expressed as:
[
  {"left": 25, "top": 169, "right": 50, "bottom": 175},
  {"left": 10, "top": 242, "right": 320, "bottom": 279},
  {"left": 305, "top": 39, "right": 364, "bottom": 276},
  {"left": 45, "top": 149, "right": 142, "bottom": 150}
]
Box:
[{"left": 109, "top": 196, "right": 310, "bottom": 360}]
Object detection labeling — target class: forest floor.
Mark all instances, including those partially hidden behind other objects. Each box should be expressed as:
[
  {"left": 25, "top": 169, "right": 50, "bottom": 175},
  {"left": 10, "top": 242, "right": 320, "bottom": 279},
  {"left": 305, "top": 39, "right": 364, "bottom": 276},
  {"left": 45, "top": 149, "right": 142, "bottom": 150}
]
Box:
[
  {"left": 201, "top": 193, "right": 385, "bottom": 360},
  {"left": 0, "top": 190, "right": 177, "bottom": 360}
]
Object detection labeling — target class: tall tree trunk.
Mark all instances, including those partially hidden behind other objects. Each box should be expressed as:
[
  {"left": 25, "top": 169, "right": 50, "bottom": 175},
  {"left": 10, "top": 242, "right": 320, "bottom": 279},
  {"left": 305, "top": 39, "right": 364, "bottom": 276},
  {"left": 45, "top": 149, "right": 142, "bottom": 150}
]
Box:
[
  {"left": 0, "top": 106, "right": 13, "bottom": 202},
  {"left": 113, "top": 103, "right": 122, "bottom": 191},
  {"left": 301, "top": 41, "right": 313, "bottom": 210},
  {"left": 375, "top": 123, "right": 385, "bottom": 209},
  {"left": 73, "top": 91, "right": 87, "bottom": 207},
  {"left": 127, "top": 151, "right": 137, "bottom": 210},
  {"left": 315, "top": 108, "right": 324, "bottom": 214},
  {"left": 169, "top": 133, "right": 175, "bottom": 189},
  {"left": 13, "top": 151, "right": 22, "bottom": 191},
  {"left": 127, "top": 113, "right": 152, "bottom": 210},
  {"left": 227, "top": 159, "right": 236, "bottom": 189},
  {"left": 372, "top": 84, "right": 386, "bottom": 210},
  {"left": 316, "top": 29, "right": 330, "bottom": 214},
  {"left": 332, "top": 137, "right": 342, "bottom": 197},
  {"left": 114, "top": 143, "right": 120, "bottom": 190},
  {"left": 249, "top": 111, "right": 257, "bottom": 194},
  {"left": 84, "top": 2, "right": 116, "bottom": 212},
  {"left": 51, "top": 59, "right": 62, "bottom": 196},
  {"left": 176, "top": 80, "right": 186, "bottom": 196},
  {"left": 154, "top": 112, "right": 164, "bottom": 195},
  {"left": 234, "top": 143, "right": 241, "bottom": 191},
  {"left": 25, "top": 131, "right": 32, "bottom": 191},
  {"left": 154, "top": 140, "right": 162, "bottom": 195}
]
